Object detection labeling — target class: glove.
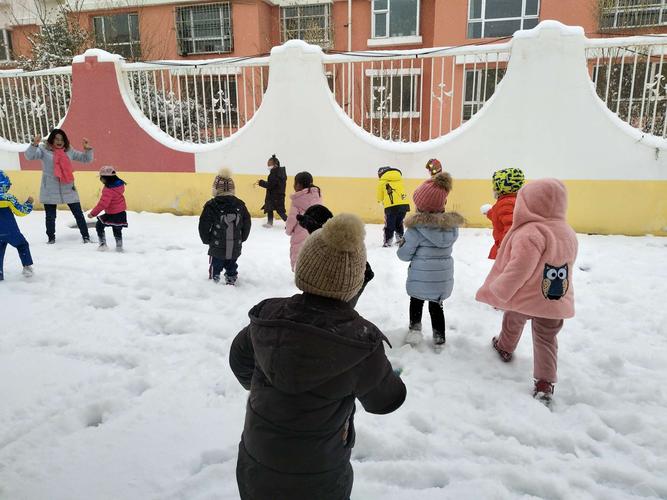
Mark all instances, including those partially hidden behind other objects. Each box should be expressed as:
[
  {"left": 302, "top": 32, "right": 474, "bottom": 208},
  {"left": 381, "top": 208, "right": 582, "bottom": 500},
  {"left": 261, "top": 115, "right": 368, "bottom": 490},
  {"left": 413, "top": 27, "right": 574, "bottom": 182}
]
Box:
[
  {"left": 480, "top": 203, "right": 492, "bottom": 215},
  {"left": 393, "top": 368, "right": 403, "bottom": 377}
]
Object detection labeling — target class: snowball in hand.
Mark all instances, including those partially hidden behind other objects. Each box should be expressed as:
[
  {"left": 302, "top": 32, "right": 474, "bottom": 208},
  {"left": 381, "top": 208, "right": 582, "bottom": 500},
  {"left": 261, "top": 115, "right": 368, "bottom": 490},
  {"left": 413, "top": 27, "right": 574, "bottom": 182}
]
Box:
[{"left": 480, "top": 203, "right": 492, "bottom": 215}]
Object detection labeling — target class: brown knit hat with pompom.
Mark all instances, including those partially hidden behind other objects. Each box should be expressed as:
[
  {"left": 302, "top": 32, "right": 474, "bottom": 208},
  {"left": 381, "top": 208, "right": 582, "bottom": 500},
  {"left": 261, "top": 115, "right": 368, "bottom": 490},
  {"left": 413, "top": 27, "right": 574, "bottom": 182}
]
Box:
[
  {"left": 412, "top": 172, "right": 452, "bottom": 212},
  {"left": 295, "top": 213, "right": 366, "bottom": 302}
]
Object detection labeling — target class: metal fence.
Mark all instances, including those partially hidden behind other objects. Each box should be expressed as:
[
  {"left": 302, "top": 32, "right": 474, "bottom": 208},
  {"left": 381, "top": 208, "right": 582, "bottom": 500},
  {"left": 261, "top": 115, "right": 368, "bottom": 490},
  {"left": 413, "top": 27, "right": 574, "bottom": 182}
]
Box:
[
  {"left": 587, "top": 37, "right": 667, "bottom": 138},
  {"left": 122, "top": 57, "right": 269, "bottom": 144},
  {"left": 0, "top": 67, "right": 72, "bottom": 144},
  {"left": 322, "top": 42, "right": 512, "bottom": 143}
]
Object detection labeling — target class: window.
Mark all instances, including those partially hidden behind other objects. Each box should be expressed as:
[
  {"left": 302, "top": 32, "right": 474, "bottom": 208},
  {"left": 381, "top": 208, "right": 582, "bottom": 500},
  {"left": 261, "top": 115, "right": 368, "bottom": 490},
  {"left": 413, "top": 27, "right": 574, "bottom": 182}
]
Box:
[
  {"left": 367, "top": 69, "right": 420, "bottom": 118},
  {"left": 0, "top": 30, "right": 12, "bottom": 61},
  {"left": 372, "top": 0, "right": 419, "bottom": 39},
  {"left": 93, "top": 13, "right": 141, "bottom": 59},
  {"left": 600, "top": 0, "right": 667, "bottom": 29},
  {"left": 176, "top": 3, "right": 233, "bottom": 55},
  {"left": 467, "top": 0, "right": 539, "bottom": 38},
  {"left": 281, "top": 4, "right": 332, "bottom": 48},
  {"left": 462, "top": 68, "right": 506, "bottom": 120}
]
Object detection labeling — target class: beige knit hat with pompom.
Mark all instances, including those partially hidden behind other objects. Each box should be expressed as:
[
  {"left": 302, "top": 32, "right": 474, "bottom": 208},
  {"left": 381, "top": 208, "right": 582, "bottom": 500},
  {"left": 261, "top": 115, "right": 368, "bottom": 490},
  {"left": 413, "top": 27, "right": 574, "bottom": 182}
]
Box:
[
  {"left": 212, "top": 167, "right": 235, "bottom": 196},
  {"left": 294, "top": 213, "right": 367, "bottom": 302}
]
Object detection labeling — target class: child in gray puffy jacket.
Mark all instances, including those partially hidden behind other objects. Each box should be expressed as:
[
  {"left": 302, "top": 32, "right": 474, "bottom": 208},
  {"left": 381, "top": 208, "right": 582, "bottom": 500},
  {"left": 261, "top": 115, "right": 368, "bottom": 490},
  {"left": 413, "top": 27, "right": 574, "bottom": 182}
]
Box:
[{"left": 397, "top": 172, "right": 464, "bottom": 347}]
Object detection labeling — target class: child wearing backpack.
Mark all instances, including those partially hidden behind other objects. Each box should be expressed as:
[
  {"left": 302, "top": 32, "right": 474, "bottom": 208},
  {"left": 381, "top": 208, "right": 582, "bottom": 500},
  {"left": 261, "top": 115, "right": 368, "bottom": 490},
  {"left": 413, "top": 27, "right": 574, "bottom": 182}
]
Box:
[
  {"left": 480, "top": 168, "right": 525, "bottom": 259},
  {"left": 285, "top": 172, "right": 322, "bottom": 271},
  {"left": 377, "top": 166, "right": 410, "bottom": 247},
  {"left": 88, "top": 166, "right": 127, "bottom": 251},
  {"left": 199, "top": 168, "right": 251, "bottom": 285},
  {"left": 0, "top": 170, "right": 34, "bottom": 280},
  {"left": 476, "top": 179, "right": 577, "bottom": 403},
  {"left": 397, "top": 172, "right": 464, "bottom": 348}
]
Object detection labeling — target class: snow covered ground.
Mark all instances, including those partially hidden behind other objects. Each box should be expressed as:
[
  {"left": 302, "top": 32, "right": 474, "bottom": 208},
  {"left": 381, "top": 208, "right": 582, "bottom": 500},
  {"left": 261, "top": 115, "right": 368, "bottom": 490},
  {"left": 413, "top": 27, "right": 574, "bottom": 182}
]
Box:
[{"left": 1, "top": 211, "right": 666, "bottom": 500}]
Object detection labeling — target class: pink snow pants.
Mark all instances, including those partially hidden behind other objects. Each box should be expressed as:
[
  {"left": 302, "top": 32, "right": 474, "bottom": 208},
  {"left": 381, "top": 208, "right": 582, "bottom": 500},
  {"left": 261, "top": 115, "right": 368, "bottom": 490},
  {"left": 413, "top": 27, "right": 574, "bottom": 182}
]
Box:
[{"left": 496, "top": 311, "right": 564, "bottom": 383}]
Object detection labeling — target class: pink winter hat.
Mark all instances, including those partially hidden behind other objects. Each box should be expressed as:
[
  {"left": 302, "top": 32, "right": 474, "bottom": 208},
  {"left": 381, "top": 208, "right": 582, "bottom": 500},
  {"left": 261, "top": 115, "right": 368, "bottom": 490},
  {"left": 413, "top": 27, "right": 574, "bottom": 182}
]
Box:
[{"left": 412, "top": 172, "right": 453, "bottom": 212}]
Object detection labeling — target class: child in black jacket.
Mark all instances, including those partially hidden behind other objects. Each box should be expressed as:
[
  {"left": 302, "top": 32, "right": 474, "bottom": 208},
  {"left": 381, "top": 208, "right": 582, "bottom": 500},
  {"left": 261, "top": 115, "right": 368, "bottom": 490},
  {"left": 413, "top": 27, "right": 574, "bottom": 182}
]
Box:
[
  {"left": 199, "top": 169, "right": 251, "bottom": 285},
  {"left": 255, "top": 154, "right": 287, "bottom": 228},
  {"left": 297, "top": 204, "right": 374, "bottom": 308}
]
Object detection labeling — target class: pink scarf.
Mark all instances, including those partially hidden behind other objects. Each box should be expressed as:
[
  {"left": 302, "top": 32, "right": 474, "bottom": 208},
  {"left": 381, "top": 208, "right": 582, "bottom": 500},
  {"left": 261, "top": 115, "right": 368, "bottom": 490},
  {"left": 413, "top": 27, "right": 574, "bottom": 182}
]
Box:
[{"left": 53, "top": 148, "right": 74, "bottom": 184}]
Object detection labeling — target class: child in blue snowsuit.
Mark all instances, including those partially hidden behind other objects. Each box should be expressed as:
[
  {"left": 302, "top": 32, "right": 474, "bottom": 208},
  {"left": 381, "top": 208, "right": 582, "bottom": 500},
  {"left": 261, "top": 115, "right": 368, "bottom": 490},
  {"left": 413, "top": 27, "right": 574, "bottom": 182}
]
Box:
[{"left": 0, "top": 170, "right": 34, "bottom": 280}]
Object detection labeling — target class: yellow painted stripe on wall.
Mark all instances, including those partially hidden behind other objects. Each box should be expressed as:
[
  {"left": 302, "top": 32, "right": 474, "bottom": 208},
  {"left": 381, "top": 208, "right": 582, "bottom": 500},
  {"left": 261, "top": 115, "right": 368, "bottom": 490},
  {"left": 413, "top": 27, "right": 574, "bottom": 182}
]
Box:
[{"left": 6, "top": 171, "right": 667, "bottom": 236}]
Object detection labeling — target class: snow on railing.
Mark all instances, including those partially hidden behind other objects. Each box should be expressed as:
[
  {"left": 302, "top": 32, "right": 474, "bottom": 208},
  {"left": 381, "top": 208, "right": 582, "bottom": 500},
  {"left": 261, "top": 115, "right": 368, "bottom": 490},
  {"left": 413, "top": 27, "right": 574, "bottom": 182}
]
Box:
[
  {"left": 121, "top": 56, "right": 270, "bottom": 144},
  {"left": 586, "top": 35, "right": 667, "bottom": 138},
  {"left": 322, "top": 41, "right": 512, "bottom": 143},
  {"left": 0, "top": 66, "right": 72, "bottom": 144}
]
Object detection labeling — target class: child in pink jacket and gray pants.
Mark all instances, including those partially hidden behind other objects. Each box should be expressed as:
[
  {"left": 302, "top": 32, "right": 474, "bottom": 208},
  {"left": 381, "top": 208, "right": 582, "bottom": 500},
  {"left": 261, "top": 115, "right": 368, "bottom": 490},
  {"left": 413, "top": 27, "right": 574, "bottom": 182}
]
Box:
[
  {"left": 476, "top": 178, "right": 577, "bottom": 403},
  {"left": 285, "top": 172, "right": 322, "bottom": 271}
]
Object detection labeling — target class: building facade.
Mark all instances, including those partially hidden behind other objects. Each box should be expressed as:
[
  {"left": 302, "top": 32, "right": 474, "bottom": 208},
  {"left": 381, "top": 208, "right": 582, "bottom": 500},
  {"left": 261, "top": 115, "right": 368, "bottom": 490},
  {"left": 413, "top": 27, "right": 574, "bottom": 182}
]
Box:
[{"left": 2, "top": 0, "right": 667, "bottom": 65}]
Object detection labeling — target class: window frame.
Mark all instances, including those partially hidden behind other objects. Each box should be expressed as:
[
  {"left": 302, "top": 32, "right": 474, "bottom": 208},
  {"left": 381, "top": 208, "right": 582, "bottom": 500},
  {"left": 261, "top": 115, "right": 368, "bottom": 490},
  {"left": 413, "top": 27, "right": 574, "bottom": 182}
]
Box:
[
  {"left": 467, "top": 0, "right": 540, "bottom": 39},
  {"left": 600, "top": 0, "right": 667, "bottom": 30},
  {"left": 280, "top": 3, "right": 333, "bottom": 48},
  {"left": 461, "top": 66, "right": 507, "bottom": 121},
  {"left": 92, "top": 12, "right": 141, "bottom": 60},
  {"left": 176, "top": 2, "right": 234, "bottom": 56},
  {"left": 366, "top": 67, "right": 421, "bottom": 119},
  {"left": 371, "top": 0, "right": 420, "bottom": 40}
]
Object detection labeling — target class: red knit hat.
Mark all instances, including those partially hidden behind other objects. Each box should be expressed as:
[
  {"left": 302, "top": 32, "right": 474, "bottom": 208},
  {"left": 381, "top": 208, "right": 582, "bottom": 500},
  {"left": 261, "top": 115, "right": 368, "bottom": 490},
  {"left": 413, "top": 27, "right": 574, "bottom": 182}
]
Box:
[
  {"left": 425, "top": 158, "right": 442, "bottom": 176},
  {"left": 413, "top": 172, "right": 453, "bottom": 212}
]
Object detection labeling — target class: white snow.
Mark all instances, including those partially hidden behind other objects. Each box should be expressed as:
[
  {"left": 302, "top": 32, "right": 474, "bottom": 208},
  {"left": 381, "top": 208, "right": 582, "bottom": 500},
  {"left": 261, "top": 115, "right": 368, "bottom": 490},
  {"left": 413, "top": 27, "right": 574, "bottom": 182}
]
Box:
[{"left": 1, "top": 212, "right": 666, "bottom": 500}]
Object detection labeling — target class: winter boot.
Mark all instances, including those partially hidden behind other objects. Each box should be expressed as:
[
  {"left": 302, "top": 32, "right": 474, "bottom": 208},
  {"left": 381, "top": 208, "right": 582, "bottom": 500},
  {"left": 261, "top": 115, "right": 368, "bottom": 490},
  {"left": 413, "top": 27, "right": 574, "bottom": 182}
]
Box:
[
  {"left": 98, "top": 235, "right": 107, "bottom": 250},
  {"left": 212, "top": 274, "right": 221, "bottom": 284},
  {"left": 225, "top": 274, "right": 238, "bottom": 286},
  {"left": 83, "top": 236, "right": 91, "bottom": 244},
  {"left": 22, "top": 266, "right": 34, "bottom": 278},
  {"left": 433, "top": 330, "right": 446, "bottom": 346},
  {"left": 47, "top": 236, "right": 56, "bottom": 244},
  {"left": 533, "top": 379, "right": 554, "bottom": 403},
  {"left": 383, "top": 236, "right": 393, "bottom": 248},
  {"left": 405, "top": 322, "right": 423, "bottom": 345},
  {"left": 492, "top": 336, "right": 513, "bottom": 362},
  {"left": 262, "top": 223, "right": 273, "bottom": 228},
  {"left": 115, "top": 237, "right": 123, "bottom": 252}
]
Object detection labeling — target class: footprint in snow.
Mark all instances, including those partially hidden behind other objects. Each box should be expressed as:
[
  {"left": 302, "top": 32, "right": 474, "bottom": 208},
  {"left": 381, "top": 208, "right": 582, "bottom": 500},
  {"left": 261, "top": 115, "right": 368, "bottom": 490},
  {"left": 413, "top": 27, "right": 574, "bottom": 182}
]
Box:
[{"left": 88, "top": 295, "right": 119, "bottom": 309}]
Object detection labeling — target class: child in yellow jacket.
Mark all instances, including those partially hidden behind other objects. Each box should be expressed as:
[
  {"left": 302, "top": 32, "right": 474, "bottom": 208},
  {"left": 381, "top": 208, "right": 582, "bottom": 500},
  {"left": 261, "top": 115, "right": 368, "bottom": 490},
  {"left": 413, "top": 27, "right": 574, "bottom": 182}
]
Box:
[
  {"left": 0, "top": 170, "right": 34, "bottom": 280},
  {"left": 377, "top": 166, "right": 410, "bottom": 247}
]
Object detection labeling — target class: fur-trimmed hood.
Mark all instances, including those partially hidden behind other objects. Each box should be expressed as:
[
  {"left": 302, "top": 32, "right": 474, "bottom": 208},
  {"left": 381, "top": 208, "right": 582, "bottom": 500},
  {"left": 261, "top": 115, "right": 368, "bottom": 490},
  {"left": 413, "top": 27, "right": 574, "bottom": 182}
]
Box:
[{"left": 404, "top": 211, "right": 465, "bottom": 230}]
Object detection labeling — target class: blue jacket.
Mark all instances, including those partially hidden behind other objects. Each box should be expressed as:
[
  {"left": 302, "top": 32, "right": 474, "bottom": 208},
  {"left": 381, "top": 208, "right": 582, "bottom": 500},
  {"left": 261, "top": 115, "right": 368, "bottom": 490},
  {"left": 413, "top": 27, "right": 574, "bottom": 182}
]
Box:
[
  {"left": 0, "top": 186, "right": 32, "bottom": 239},
  {"left": 397, "top": 211, "right": 464, "bottom": 302}
]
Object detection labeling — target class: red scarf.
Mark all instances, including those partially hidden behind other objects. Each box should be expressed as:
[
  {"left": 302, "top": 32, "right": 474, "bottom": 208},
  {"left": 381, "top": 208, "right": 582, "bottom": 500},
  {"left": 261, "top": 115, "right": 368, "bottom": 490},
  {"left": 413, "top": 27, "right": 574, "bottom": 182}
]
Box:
[{"left": 53, "top": 148, "right": 74, "bottom": 184}]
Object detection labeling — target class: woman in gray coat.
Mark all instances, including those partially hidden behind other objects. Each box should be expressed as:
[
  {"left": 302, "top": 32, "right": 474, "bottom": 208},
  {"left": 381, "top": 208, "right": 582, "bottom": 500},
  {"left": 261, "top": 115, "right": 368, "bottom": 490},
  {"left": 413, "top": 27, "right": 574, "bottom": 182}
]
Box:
[
  {"left": 397, "top": 173, "right": 464, "bottom": 347},
  {"left": 24, "top": 129, "right": 93, "bottom": 243}
]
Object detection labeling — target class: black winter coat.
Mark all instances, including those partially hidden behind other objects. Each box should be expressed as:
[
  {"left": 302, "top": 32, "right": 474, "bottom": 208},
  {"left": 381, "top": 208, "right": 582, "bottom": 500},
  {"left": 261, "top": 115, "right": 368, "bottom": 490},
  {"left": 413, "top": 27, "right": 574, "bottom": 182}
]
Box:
[
  {"left": 198, "top": 195, "right": 251, "bottom": 260},
  {"left": 258, "top": 166, "right": 287, "bottom": 213},
  {"left": 230, "top": 293, "right": 406, "bottom": 500}
]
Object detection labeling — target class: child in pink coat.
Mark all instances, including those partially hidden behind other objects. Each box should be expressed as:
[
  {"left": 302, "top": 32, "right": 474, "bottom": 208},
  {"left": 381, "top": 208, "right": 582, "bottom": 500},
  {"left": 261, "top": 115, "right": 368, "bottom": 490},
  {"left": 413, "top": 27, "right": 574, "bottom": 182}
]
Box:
[
  {"left": 88, "top": 166, "right": 127, "bottom": 251},
  {"left": 476, "top": 179, "right": 577, "bottom": 403},
  {"left": 285, "top": 172, "right": 322, "bottom": 271}
]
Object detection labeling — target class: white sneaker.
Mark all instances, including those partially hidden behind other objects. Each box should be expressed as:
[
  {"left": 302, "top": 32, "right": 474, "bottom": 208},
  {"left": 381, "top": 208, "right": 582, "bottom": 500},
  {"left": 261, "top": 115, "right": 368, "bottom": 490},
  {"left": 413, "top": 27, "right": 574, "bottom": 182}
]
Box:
[
  {"left": 405, "top": 329, "right": 423, "bottom": 346},
  {"left": 22, "top": 266, "right": 34, "bottom": 277}
]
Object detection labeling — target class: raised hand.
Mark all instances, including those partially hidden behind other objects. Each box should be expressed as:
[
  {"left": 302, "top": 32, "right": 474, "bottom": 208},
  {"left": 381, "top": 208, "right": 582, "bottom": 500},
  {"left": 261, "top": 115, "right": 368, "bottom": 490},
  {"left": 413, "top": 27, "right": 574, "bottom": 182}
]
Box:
[
  {"left": 32, "top": 135, "right": 41, "bottom": 146},
  {"left": 26, "top": 196, "right": 34, "bottom": 204},
  {"left": 82, "top": 138, "right": 91, "bottom": 150}
]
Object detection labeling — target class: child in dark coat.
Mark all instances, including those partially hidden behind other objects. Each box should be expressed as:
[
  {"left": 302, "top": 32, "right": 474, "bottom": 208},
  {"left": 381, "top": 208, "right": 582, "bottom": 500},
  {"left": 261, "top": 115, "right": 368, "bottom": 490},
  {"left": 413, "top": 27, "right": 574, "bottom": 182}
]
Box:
[
  {"left": 199, "top": 168, "right": 251, "bottom": 285},
  {"left": 87, "top": 166, "right": 128, "bottom": 251},
  {"left": 230, "top": 213, "right": 406, "bottom": 500},
  {"left": 0, "top": 170, "right": 34, "bottom": 280},
  {"left": 297, "top": 204, "right": 374, "bottom": 308},
  {"left": 256, "top": 154, "right": 287, "bottom": 228}
]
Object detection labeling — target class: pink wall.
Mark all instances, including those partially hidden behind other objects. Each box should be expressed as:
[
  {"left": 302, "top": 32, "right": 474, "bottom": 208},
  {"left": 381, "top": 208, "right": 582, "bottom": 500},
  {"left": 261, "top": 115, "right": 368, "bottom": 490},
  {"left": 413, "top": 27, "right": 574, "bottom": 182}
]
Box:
[{"left": 19, "top": 54, "right": 195, "bottom": 173}]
